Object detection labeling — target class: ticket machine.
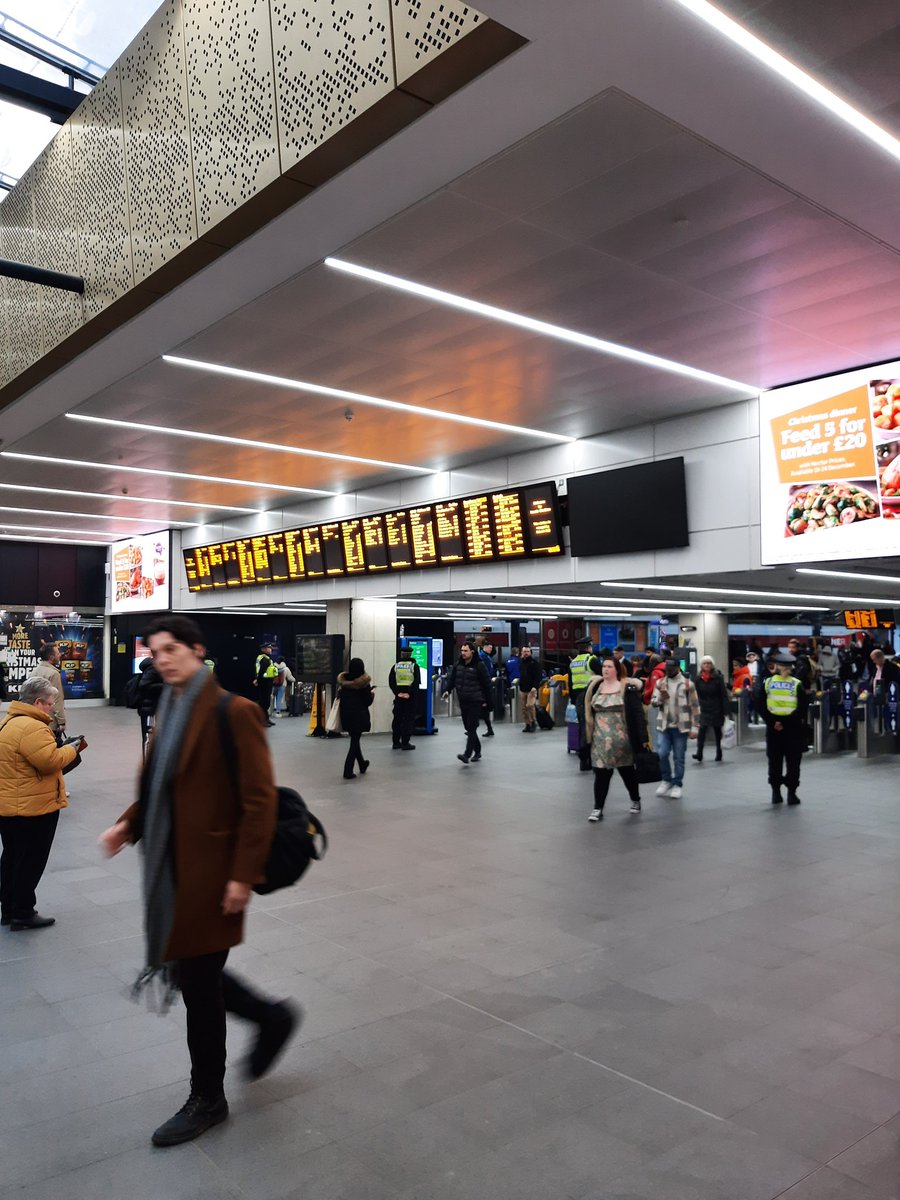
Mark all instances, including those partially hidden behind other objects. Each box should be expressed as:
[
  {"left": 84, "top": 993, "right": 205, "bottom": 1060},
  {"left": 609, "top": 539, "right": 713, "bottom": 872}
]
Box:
[{"left": 403, "top": 636, "right": 441, "bottom": 735}]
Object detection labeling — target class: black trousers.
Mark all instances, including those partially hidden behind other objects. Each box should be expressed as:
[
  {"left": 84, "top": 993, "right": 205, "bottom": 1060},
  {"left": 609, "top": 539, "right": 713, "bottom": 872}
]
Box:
[
  {"left": 593, "top": 766, "right": 640, "bottom": 809},
  {"left": 0, "top": 811, "right": 60, "bottom": 921},
  {"left": 766, "top": 726, "right": 803, "bottom": 792},
  {"left": 460, "top": 701, "right": 482, "bottom": 759},
  {"left": 696, "top": 724, "right": 722, "bottom": 757},
  {"left": 392, "top": 698, "right": 415, "bottom": 747},
  {"left": 482, "top": 683, "right": 494, "bottom": 734},
  {"left": 343, "top": 730, "right": 366, "bottom": 776},
  {"left": 257, "top": 681, "right": 273, "bottom": 721},
  {"left": 177, "top": 950, "right": 277, "bottom": 1096}
]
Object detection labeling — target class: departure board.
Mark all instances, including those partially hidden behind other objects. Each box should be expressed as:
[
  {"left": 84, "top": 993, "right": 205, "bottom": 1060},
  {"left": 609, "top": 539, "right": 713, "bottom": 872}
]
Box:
[
  {"left": 267, "top": 533, "right": 288, "bottom": 582},
  {"left": 462, "top": 495, "right": 493, "bottom": 561},
  {"left": 183, "top": 482, "right": 564, "bottom": 591},
  {"left": 523, "top": 485, "right": 563, "bottom": 555},
  {"left": 409, "top": 505, "right": 438, "bottom": 569},
  {"left": 385, "top": 511, "right": 413, "bottom": 569},
  {"left": 435, "top": 501, "right": 465, "bottom": 564},
  {"left": 341, "top": 520, "right": 366, "bottom": 574},
  {"left": 361, "top": 515, "right": 388, "bottom": 572},
  {"left": 284, "top": 530, "right": 305, "bottom": 579},
  {"left": 301, "top": 527, "right": 324, "bottom": 578},
  {"left": 320, "top": 522, "right": 345, "bottom": 576},
  {"left": 492, "top": 492, "right": 527, "bottom": 558}
]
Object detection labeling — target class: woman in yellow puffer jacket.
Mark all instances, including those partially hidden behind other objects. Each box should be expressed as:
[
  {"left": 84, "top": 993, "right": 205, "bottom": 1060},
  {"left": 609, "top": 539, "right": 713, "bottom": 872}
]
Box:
[{"left": 0, "top": 676, "right": 86, "bottom": 931}]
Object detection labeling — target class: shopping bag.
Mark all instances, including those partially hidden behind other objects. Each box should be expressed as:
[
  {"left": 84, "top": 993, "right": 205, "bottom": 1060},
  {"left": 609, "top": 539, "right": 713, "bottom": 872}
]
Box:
[
  {"left": 325, "top": 697, "right": 342, "bottom": 734},
  {"left": 721, "top": 718, "right": 736, "bottom": 750}
]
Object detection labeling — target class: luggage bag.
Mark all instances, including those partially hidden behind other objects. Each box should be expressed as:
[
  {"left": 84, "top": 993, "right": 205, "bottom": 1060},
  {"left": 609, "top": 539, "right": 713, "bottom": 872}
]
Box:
[{"left": 535, "top": 704, "right": 555, "bottom": 731}]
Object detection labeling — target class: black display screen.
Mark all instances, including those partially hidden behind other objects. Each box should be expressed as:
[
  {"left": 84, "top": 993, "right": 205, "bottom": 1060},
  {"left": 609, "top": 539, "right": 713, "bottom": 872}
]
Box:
[{"left": 566, "top": 459, "right": 688, "bottom": 556}]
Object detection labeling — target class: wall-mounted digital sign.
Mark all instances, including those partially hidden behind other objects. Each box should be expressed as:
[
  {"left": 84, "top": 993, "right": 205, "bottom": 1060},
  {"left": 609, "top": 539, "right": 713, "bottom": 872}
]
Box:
[
  {"left": 760, "top": 357, "right": 900, "bottom": 565},
  {"left": 183, "top": 483, "right": 563, "bottom": 592},
  {"left": 110, "top": 531, "right": 171, "bottom": 614}
]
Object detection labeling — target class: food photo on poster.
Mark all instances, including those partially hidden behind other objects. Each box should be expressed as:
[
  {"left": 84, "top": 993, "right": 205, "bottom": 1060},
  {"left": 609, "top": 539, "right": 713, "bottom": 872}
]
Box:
[
  {"left": 0, "top": 612, "right": 105, "bottom": 700},
  {"left": 760, "top": 358, "right": 900, "bottom": 565},
  {"left": 110, "top": 531, "right": 171, "bottom": 613}
]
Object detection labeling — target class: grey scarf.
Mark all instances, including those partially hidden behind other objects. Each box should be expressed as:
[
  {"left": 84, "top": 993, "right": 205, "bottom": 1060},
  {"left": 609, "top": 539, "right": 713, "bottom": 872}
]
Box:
[{"left": 135, "top": 666, "right": 208, "bottom": 1001}]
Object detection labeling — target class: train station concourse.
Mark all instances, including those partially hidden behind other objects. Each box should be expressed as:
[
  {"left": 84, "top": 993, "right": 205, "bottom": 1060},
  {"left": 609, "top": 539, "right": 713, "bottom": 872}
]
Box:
[{"left": 2, "top": 1, "right": 900, "bottom": 1197}]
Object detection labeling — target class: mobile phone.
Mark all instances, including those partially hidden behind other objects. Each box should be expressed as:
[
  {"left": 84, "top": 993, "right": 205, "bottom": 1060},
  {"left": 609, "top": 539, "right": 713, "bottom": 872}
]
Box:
[{"left": 63, "top": 734, "right": 84, "bottom": 746}]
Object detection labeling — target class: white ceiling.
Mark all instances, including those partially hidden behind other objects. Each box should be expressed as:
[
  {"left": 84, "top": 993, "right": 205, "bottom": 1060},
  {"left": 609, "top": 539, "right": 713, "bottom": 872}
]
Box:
[{"left": 2, "top": 0, "right": 900, "bottom": 613}]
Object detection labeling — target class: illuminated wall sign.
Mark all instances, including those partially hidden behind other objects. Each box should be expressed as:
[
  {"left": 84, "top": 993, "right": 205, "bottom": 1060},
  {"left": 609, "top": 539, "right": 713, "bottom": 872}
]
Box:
[
  {"left": 110, "top": 531, "right": 171, "bottom": 613},
  {"left": 842, "top": 609, "right": 895, "bottom": 631},
  {"left": 183, "top": 483, "right": 564, "bottom": 592},
  {"left": 760, "top": 357, "right": 900, "bottom": 565}
]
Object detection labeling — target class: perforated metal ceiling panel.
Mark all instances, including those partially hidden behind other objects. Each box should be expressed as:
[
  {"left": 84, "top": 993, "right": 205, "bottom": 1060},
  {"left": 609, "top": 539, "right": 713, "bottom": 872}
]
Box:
[
  {"left": 271, "top": 0, "right": 395, "bottom": 174},
  {"left": 182, "top": 0, "right": 281, "bottom": 237},
  {"left": 70, "top": 65, "right": 135, "bottom": 320},
  {"left": 0, "top": 178, "right": 42, "bottom": 375},
  {"left": 30, "top": 126, "right": 83, "bottom": 354},
  {"left": 122, "top": 0, "right": 197, "bottom": 283},
  {"left": 391, "top": 0, "right": 483, "bottom": 85}
]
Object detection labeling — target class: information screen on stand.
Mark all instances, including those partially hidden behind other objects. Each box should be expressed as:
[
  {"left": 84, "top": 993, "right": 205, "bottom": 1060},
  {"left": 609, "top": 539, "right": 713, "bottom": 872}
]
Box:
[{"left": 184, "top": 483, "right": 564, "bottom": 591}]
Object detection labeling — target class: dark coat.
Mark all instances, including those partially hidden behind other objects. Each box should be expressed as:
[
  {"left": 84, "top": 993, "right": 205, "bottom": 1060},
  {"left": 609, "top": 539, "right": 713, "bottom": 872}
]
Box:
[
  {"left": 446, "top": 657, "right": 491, "bottom": 707},
  {"left": 584, "top": 679, "right": 648, "bottom": 754},
  {"left": 695, "top": 669, "right": 729, "bottom": 727},
  {"left": 518, "top": 656, "right": 542, "bottom": 693},
  {"left": 120, "top": 674, "right": 277, "bottom": 961},
  {"left": 338, "top": 672, "right": 374, "bottom": 733}
]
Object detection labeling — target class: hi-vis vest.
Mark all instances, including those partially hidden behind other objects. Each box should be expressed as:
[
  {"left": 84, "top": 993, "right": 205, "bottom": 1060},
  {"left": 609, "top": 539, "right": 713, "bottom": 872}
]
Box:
[
  {"left": 256, "top": 654, "right": 278, "bottom": 680},
  {"left": 765, "top": 675, "right": 801, "bottom": 716},
  {"left": 570, "top": 653, "right": 593, "bottom": 691},
  {"left": 393, "top": 660, "right": 416, "bottom": 688}
]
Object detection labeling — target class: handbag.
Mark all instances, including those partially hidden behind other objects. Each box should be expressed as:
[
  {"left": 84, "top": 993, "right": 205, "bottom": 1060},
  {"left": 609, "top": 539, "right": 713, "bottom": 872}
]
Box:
[
  {"left": 325, "top": 696, "right": 342, "bottom": 735},
  {"left": 634, "top": 748, "right": 662, "bottom": 784},
  {"left": 721, "top": 718, "right": 736, "bottom": 750}
]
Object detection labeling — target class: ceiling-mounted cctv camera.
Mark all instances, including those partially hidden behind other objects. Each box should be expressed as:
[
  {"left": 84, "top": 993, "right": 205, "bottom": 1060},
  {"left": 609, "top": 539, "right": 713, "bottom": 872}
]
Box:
[{"left": 344, "top": 407, "right": 354, "bottom": 421}]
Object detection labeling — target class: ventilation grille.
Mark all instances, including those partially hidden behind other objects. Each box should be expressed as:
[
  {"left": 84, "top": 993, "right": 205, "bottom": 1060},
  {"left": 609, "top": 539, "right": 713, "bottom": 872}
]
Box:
[
  {"left": 70, "top": 66, "right": 135, "bottom": 319},
  {"left": 183, "top": 0, "right": 280, "bottom": 236},
  {"left": 271, "top": 1, "right": 394, "bottom": 173},
  {"left": 122, "top": 0, "right": 197, "bottom": 282}
]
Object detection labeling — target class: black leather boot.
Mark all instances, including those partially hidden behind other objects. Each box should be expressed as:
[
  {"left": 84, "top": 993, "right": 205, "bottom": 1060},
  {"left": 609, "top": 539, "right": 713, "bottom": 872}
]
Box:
[
  {"left": 151, "top": 1091, "right": 228, "bottom": 1147},
  {"left": 771, "top": 788, "right": 783, "bottom": 804},
  {"left": 787, "top": 791, "right": 801, "bottom": 806}
]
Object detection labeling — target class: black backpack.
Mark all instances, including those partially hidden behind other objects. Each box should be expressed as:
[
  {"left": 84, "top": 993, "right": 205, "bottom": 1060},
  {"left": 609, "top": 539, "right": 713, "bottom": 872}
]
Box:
[
  {"left": 122, "top": 673, "right": 142, "bottom": 709},
  {"left": 216, "top": 694, "right": 327, "bottom": 894}
]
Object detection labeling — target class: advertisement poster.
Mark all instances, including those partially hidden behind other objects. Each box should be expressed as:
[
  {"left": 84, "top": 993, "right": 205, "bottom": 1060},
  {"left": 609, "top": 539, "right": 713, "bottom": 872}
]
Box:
[
  {"left": 760, "top": 358, "right": 900, "bottom": 565},
  {"left": 110, "top": 531, "right": 171, "bottom": 614},
  {"left": 1, "top": 613, "right": 105, "bottom": 700}
]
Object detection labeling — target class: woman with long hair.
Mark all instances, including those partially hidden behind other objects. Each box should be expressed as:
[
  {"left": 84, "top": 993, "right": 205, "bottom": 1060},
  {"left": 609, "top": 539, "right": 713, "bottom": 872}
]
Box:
[
  {"left": 337, "top": 658, "right": 374, "bottom": 780},
  {"left": 584, "top": 657, "right": 647, "bottom": 822}
]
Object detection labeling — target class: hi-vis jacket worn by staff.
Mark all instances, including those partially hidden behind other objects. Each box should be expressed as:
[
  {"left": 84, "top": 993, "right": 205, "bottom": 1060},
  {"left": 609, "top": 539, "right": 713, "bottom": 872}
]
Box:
[
  {"left": 255, "top": 654, "right": 278, "bottom": 681},
  {"left": 764, "top": 675, "right": 802, "bottom": 717},
  {"left": 569, "top": 654, "right": 593, "bottom": 692}
]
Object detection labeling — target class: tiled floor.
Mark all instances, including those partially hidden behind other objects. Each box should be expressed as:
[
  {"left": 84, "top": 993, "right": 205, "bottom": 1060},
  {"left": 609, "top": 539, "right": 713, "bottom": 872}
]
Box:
[{"left": 3, "top": 706, "right": 900, "bottom": 1199}]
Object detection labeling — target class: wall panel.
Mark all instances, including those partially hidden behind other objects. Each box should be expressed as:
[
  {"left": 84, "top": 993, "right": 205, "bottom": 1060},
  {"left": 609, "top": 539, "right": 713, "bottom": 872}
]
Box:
[
  {"left": 391, "top": 0, "right": 484, "bottom": 85},
  {"left": 30, "top": 126, "right": 83, "bottom": 353},
  {"left": 0, "top": 178, "right": 42, "bottom": 373},
  {"left": 122, "top": 0, "right": 198, "bottom": 283},
  {"left": 70, "top": 65, "right": 135, "bottom": 320}
]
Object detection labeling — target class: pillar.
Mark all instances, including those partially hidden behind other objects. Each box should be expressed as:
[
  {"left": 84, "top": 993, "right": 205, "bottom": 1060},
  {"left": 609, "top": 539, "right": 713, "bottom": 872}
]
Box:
[
  {"left": 676, "top": 612, "right": 729, "bottom": 672},
  {"left": 326, "top": 598, "right": 398, "bottom": 733}
]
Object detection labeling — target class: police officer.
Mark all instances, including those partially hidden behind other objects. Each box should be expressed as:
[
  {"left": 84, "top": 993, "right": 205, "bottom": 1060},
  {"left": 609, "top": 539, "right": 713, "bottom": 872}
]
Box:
[
  {"left": 763, "top": 651, "right": 807, "bottom": 806},
  {"left": 389, "top": 646, "right": 421, "bottom": 751},
  {"left": 568, "top": 636, "right": 595, "bottom": 771},
  {"left": 253, "top": 643, "right": 278, "bottom": 727}
]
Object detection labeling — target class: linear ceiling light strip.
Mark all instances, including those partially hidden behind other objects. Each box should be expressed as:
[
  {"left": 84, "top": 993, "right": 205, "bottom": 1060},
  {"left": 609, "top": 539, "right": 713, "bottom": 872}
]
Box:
[
  {"left": 325, "top": 258, "right": 755, "bottom": 394},
  {"left": 0, "top": 504, "right": 197, "bottom": 526},
  {"left": 669, "top": 0, "right": 900, "bottom": 164},
  {"left": 65, "top": 413, "right": 430, "bottom": 475},
  {"left": 0, "top": 481, "right": 262, "bottom": 514},
  {"left": 1, "top": 451, "right": 336, "bottom": 495},
  {"left": 602, "top": 582, "right": 900, "bottom": 606},
  {"left": 163, "top": 356, "right": 574, "bottom": 445}
]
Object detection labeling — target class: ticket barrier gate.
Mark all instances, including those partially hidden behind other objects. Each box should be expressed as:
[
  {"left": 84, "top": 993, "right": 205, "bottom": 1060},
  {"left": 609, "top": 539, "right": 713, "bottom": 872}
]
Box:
[
  {"left": 856, "top": 681, "right": 899, "bottom": 758},
  {"left": 812, "top": 681, "right": 857, "bottom": 755}
]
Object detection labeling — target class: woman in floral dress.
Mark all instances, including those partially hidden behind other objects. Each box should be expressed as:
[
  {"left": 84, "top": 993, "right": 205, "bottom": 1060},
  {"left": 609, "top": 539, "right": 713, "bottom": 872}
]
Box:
[{"left": 584, "top": 657, "right": 648, "bottom": 822}]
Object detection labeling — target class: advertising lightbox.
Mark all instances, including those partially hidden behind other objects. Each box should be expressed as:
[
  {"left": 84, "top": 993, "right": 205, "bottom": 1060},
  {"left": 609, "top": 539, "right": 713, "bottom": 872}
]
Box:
[
  {"left": 760, "top": 359, "right": 900, "bottom": 566},
  {"left": 110, "top": 531, "right": 171, "bottom": 614}
]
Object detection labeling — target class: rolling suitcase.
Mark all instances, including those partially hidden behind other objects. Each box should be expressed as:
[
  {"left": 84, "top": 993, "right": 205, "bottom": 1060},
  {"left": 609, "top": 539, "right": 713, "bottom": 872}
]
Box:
[
  {"left": 567, "top": 720, "right": 580, "bottom": 753},
  {"left": 534, "top": 704, "right": 555, "bottom": 731}
]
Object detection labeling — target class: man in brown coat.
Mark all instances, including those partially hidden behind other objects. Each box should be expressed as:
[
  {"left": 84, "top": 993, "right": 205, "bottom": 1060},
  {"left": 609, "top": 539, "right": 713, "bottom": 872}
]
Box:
[{"left": 100, "top": 615, "right": 298, "bottom": 1148}]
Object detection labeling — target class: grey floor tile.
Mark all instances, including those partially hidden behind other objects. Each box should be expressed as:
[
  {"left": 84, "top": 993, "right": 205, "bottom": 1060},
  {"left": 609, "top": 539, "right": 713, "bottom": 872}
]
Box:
[
  {"left": 730, "top": 1085, "right": 875, "bottom": 1161},
  {"left": 828, "top": 1115, "right": 900, "bottom": 1197},
  {"left": 776, "top": 1166, "right": 899, "bottom": 1200},
  {"left": 787, "top": 1060, "right": 900, "bottom": 1123}
]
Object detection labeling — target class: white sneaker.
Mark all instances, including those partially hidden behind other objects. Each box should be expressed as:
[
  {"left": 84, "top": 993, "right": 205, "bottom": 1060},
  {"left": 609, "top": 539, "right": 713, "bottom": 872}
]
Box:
[
  {"left": 668, "top": 785, "right": 683, "bottom": 799},
  {"left": 629, "top": 801, "right": 641, "bottom": 814},
  {"left": 588, "top": 809, "right": 603, "bottom": 822},
  {"left": 656, "top": 783, "right": 672, "bottom": 797}
]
